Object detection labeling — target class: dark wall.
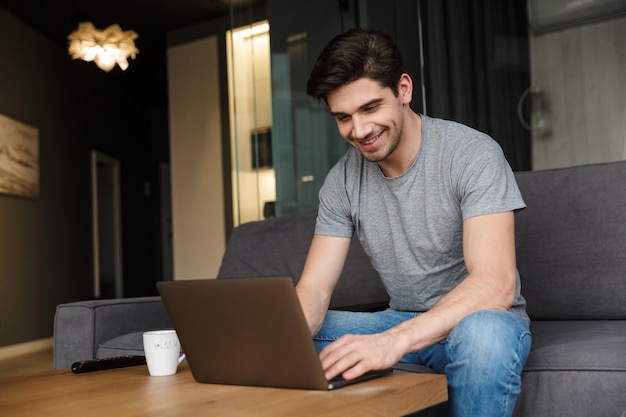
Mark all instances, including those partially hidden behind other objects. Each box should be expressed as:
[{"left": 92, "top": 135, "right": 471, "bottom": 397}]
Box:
[
  {"left": 0, "top": 7, "right": 165, "bottom": 347},
  {"left": 363, "top": 0, "right": 425, "bottom": 113}
]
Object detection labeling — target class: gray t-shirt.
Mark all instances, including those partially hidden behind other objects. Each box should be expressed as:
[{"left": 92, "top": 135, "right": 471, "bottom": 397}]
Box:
[{"left": 316, "top": 115, "right": 528, "bottom": 321}]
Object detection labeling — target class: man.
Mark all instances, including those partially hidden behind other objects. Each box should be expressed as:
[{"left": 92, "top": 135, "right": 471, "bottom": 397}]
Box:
[{"left": 296, "top": 28, "right": 531, "bottom": 417}]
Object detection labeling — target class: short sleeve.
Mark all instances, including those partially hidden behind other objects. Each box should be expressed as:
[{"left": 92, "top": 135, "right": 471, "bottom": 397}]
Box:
[
  {"left": 315, "top": 157, "right": 356, "bottom": 238},
  {"left": 454, "top": 135, "right": 526, "bottom": 220}
]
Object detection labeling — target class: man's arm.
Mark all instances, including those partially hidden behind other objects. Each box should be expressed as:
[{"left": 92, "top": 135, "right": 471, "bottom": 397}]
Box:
[
  {"left": 319, "top": 211, "right": 518, "bottom": 380},
  {"left": 296, "top": 234, "right": 352, "bottom": 335},
  {"left": 394, "top": 210, "right": 518, "bottom": 347}
]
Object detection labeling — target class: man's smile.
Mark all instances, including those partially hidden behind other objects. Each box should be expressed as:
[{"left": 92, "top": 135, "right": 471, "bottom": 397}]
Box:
[{"left": 354, "top": 130, "right": 384, "bottom": 148}]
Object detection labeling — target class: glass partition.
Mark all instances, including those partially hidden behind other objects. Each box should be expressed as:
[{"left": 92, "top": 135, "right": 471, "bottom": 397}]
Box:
[
  {"left": 266, "top": 1, "right": 360, "bottom": 217},
  {"left": 227, "top": 19, "right": 274, "bottom": 226},
  {"left": 227, "top": 0, "right": 358, "bottom": 223},
  {"left": 266, "top": 0, "right": 359, "bottom": 216}
]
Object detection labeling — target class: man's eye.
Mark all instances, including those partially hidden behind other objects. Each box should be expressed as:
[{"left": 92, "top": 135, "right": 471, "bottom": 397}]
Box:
[{"left": 365, "top": 105, "right": 379, "bottom": 112}]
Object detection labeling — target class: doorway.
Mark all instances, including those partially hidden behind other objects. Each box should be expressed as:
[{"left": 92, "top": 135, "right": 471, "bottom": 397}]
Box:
[{"left": 91, "top": 151, "right": 123, "bottom": 299}]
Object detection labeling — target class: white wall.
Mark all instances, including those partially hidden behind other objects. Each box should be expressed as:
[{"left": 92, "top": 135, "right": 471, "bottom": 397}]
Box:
[
  {"left": 529, "top": 16, "right": 626, "bottom": 169},
  {"left": 168, "top": 36, "right": 225, "bottom": 279}
]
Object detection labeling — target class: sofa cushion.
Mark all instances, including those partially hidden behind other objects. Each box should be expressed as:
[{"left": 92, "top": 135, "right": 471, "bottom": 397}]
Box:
[
  {"left": 525, "top": 321, "right": 626, "bottom": 371},
  {"left": 513, "top": 320, "right": 626, "bottom": 416},
  {"left": 514, "top": 161, "right": 626, "bottom": 320},
  {"left": 97, "top": 331, "right": 146, "bottom": 358},
  {"left": 217, "top": 209, "right": 389, "bottom": 311}
]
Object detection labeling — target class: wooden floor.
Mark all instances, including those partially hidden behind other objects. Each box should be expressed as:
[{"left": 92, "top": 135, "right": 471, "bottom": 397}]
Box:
[{"left": 0, "top": 347, "right": 54, "bottom": 378}]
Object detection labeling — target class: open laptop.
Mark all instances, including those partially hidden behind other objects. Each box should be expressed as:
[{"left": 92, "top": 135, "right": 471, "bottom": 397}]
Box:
[{"left": 156, "top": 277, "right": 391, "bottom": 390}]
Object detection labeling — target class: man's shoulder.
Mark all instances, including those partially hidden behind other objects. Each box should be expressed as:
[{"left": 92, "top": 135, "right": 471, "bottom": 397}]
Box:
[
  {"left": 422, "top": 116, "right": 503, "bottom": 167},
  {"left": 423, "top": 115, "right": 490, "bottom": 141}
]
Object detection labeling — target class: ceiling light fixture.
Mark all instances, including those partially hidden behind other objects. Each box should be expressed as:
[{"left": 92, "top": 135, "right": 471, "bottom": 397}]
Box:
[{"left": 67, "top": 22, "right": 139, "bottom": 72}]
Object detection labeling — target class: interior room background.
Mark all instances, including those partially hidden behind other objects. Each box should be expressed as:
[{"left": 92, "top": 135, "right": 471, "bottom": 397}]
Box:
[{"left": 0, "top": 0, "right": 624, "bottom": 349}]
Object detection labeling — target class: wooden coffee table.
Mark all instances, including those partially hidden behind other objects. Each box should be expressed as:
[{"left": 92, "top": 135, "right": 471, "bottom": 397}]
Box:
[{"left": 0, "top": 363, "right": 447, "bottom": 416}]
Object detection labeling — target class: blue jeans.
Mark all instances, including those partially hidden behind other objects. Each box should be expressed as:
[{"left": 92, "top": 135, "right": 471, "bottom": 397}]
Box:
[{"left": 314, "top": 309, "right": 531, "bottom": 417}]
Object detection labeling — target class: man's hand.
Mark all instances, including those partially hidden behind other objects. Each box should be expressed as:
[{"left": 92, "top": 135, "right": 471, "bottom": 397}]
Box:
[{"left": 319, "top": 332, "right": 405, "bottom": 381}]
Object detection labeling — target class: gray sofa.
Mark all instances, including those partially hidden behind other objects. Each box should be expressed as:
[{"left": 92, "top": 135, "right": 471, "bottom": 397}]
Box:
[{"left": 54, "top": 160, "right": 626, "bottom": 416}]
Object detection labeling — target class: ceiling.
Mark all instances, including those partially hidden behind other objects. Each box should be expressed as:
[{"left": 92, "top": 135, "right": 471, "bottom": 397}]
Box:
[
  {"left": 0, "top": 0, "right": 264, "bottom": 105},
  {"left": 0, "top": 0, "right": 255, "bottom": 46}
]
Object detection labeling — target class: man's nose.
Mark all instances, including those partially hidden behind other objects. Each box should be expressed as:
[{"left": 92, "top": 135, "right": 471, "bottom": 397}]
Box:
[{"left": 351, "top": 115, "right": 371, "bottom": 140}]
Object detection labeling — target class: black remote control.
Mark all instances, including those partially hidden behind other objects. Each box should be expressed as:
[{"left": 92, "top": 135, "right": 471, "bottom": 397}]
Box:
[{"left": 71, "top": 355, "right": 147, "bottom": 373}]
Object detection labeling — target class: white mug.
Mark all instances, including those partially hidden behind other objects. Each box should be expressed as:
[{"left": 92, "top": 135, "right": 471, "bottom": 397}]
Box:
[{"left": 143, "top": 330, "right": 186, "bottom": 376}]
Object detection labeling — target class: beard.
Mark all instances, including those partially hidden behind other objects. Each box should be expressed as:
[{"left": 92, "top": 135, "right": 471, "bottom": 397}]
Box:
[{"left": 351, "top": 124, "right": 403, "bottom": 163}]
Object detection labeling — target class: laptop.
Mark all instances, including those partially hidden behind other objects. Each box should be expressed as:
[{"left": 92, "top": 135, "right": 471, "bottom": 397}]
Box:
[{"left": 156, "top": 277, "right": 391, "bottom": 390}]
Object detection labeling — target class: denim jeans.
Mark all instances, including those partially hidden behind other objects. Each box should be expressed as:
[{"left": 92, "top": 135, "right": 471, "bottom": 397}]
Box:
[{"left": 314, "top": 309, "right": 531, "bottom": 417}]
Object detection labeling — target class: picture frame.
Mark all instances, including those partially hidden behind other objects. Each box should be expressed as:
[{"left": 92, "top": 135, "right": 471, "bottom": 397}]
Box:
[{"left": 0, "top": 113, "right": 39, "bottom": 199}]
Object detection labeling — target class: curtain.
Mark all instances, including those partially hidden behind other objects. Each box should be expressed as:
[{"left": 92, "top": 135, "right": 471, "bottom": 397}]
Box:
[{"left": 420, "top": 0, "right": 532, "bottom": 171}]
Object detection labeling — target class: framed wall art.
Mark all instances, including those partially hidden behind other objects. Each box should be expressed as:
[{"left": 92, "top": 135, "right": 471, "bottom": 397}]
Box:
[{"left": 0, "top": 113, "right": 39, "bottom": 199}]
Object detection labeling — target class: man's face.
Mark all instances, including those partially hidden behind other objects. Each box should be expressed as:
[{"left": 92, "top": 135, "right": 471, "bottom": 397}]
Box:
[{"left": 327, "top": 77, "right": 407, "bottom": 163}]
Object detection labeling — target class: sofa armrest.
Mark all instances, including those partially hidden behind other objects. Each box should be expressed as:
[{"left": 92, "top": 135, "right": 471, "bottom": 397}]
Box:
[{"left": 53, "top": 297, "right": 171, "bottom": 369}]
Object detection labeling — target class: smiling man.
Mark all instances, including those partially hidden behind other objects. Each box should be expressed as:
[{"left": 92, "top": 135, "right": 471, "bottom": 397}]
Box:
[{"left": 296, "top": 28, "right": 532, "bottom": 417}]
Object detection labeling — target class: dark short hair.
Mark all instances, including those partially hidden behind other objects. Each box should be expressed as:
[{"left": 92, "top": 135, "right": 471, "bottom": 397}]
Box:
[{"left": 306, "top": 28, "right": 406, "bottom": 101}]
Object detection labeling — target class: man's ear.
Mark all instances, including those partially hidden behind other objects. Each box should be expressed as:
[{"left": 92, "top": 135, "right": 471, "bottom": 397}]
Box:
[{"left": 398, "top": 73, "right": 413, "bottom": 104}]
